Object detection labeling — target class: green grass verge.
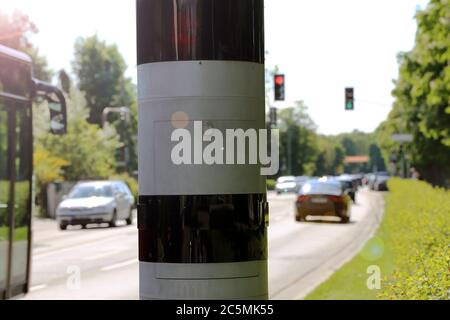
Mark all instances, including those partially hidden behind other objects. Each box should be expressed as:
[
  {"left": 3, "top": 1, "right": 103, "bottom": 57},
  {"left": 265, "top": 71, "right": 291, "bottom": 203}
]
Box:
[
  {"left": 306, "top": 178, "right": 450, "bottom": 300},
  {"left": 0, "top": 226, "right": 28, "bottom": 242}
]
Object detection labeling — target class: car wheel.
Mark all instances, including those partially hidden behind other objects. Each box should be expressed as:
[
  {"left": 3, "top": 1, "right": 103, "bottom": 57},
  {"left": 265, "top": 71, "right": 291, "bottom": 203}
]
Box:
[
  {"left": 296, "top": 215, "right": 306, "bottom": 222},
  {"left": 125, "top": 208, "right": 133, "bottom": 226},
  {"left": 341, "top": 216, "right": 350, "bottom": 224},
  {"left": 109, "top": 210, "right": 118, "bottom": 228},
  {"left": 81, "top": 224, "right": 87, "bottom": 229},
  {"left": 59, "top": 223, "right": 67, "bottom": 231}
]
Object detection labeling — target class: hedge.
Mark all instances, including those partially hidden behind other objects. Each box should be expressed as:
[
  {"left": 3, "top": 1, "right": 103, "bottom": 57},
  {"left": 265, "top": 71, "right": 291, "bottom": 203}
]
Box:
[
  {"left": 379, "top": 179, "right": 449, "bottom": 299},
  {"left": 307, "top": 178, "right": 449, "bottom": 300}
]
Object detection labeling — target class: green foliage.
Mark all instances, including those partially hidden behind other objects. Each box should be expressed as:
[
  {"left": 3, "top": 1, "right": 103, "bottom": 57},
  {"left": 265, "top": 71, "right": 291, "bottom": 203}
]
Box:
[
  {"left": 314, "top": 131, "right": 383, "bottom": 175},
  {"left": 72, "top": 35, "right": 138, "bottom": 172},
  {"left": 368, "top": 143, "right": 386, "bottom": 172},
  {"left": 0, "top": 181, "right": 30, "bottom": 227},
  {"left": 314, "top": 136, "right": 346, "bottom": 176},
  {"left": 36, "top": 87, "right": 121, "bottom": 181},
  {"left": 14, "top": 181, "right": 30, "bottom": 227},
  {"left": 72, "top": 35, "right": 135, "bottom": 126},
  {"left": 266, "top": 179, "right": 276, "bottom": 191},
  {"left": 58, "top": 69, "right": 71, "bottom": 94},
  {"left": 0, "top": 227, "right": 28, "bottom": 242},
  {"left": 0, "top": 10, "right": 52, "bottom": 81},
  {"left": 34, "top": 148, "right": 69, "bottom": 184},
  {"left": 379, "top": 179, "right": 450, "bottom": 299},
  {"left": 335, "top": 130, "right": 380, "bottom": 173},
  {"left": 278, "top": 101, "right": 319, "bottom": 176},
  {"left": 380, "top": 0, "right": 450, "bottom": 186},
  {"left": 307, "top": 179, "right": 450, "bottom": 300},
  {"left": 274, "top": 102, "right": 382, "bottom": 177}
]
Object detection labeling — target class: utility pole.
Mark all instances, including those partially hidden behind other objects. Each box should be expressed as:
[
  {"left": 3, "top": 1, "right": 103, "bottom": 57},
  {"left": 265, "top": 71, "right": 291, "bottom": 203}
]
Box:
[
  {"left": 288, "top": 127, "right": 293, "bottom": 175},
  {"left": 136, "top": 0, "right": 267, "bottom": 299}
]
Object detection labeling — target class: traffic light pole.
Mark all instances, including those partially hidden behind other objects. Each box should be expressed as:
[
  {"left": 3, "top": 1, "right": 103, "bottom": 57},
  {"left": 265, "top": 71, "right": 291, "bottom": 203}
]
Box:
[{"left": 136, "top": 0, "right": 267, "bottom": 299}]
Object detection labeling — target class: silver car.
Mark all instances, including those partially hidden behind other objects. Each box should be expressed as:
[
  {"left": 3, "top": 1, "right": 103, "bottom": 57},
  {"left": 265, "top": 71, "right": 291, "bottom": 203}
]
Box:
[
  {"left": 56, "top": 181, "right": 135, "bottom": 230},
  {"left": 275, "top": 176, "right": 297, "bottom": 194}
]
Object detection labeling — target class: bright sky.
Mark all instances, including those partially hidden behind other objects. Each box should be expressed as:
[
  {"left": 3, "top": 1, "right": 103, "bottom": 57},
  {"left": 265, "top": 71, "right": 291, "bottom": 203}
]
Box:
[{"left": 2, "top": 0, "right": 429, "bottom": 135}]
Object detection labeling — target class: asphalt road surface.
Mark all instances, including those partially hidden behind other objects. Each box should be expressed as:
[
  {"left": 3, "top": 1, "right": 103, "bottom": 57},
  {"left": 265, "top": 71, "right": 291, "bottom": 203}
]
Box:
[{"left": 21, "top": 188, "right": 384, "bottom": 300}]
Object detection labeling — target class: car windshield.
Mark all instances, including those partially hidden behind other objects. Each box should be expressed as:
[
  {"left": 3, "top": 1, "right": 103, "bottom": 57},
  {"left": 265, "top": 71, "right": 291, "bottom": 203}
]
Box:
[
  {"left": 301, "top": 182, "right": 342, "bottom": 196},
  {"left": 68, "top": 184, "right": 113, "bottom": 199}
]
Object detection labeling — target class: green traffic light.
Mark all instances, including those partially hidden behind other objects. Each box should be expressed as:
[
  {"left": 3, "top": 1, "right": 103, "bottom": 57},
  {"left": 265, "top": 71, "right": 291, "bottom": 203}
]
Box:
[{"left": 346, "top": 102, "right": 354, "bottom": 110}]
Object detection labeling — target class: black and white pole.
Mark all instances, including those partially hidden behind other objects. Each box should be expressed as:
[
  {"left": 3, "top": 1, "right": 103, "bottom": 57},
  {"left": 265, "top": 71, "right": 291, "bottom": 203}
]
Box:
[{"left": 136, "top": 0, "right": 267, "bottom": 299}]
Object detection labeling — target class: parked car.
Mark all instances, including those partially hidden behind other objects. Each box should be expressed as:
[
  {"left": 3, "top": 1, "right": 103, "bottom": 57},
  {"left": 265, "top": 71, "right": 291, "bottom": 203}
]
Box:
[
  {"left": 350, "top": 173, "right": 364, "bottom": 188},
  {"left": 56, "top": 180, "right": 135, "bottom": 230},
  {"left": 362, "top": 173, "right": 374, "bottom": 186},
  {"left": 373, "top": 176, "right": 390, "bottom": 191},
  {"left": 275, "top": 176, "right": 297, "bottom": 194},
  {"left": 295, "top": 176, "right": 310, "bottom": 192},
  {"left": 337, "top": 175, "right": 357, "bottom": 202},
  {"left": 295, "top": 180, "right": 351, "bottom": 223},
  {"left": 370, "top": 172, "right": 390, "bottom": 190}
]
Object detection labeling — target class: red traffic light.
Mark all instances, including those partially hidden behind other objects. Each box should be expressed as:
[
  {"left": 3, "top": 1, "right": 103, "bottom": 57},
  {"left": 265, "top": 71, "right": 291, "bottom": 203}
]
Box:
[{"left": 274, "top": 75, "right": 284, "bottom": 86}]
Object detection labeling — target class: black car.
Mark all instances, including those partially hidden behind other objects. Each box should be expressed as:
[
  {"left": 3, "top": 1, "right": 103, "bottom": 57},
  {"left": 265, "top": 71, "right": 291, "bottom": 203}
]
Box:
[
  {"left": 336, "top": 175, "right": 357, "bottom": 202},
  {"left": 373, "top": 176, "right": 390, "bottom": 191},
  {"left": 370, "top": 172, "right": 390, "bottom": 191}
]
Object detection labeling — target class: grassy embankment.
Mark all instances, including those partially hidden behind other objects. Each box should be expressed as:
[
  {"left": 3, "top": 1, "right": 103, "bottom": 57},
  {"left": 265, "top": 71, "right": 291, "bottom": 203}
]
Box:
[{"left": 307, "top": 179, "right": 449, "bottom": 300}]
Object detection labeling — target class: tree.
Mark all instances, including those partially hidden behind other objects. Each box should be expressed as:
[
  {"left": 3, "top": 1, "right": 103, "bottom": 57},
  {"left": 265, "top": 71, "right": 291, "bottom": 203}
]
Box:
[
  {"left": 278, "top": 101, "right": 319, "bottom": 176},
  {"left": 369, "top": 143, "right": 386, "bottom": 172},
  {"left": 342, "top": 137, "right": 357, "bottom": 156},
  {"left": 36, "top": 86, "right": 121, "bottom": 181},
  {"left": 314, "top": 136, "right": 346, "bottom": 176},
  {"left": 72, "top": 35, "right": 135, "bottom": 126},
  {"left": 0, "top": 10, "right": 52, "bottom": 81},
  {"left": 33, "top": 148, "right": 70, "bottom": 217},
  {"left": 72, "top": 35, "right": 138, "bottom": 172},
  {"left": 58, "top": 69, "right": 71, "bottom": 94},
  {"left": 385, "top": 0, "right": 450, "bottom": 186}
]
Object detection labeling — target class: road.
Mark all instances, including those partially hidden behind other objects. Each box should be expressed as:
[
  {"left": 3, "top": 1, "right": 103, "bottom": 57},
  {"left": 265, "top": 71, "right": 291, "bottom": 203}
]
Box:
[{"left": 22, "top": 188, "right": 384, "bottom": 300}]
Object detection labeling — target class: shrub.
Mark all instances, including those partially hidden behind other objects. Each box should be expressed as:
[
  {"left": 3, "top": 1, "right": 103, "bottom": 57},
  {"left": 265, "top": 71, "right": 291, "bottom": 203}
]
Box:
[
  {"left": 267, "top": 179, "right": 276, "bottom": 191},
  {"left": 380, "top": 179, "right": 450, "bottom": 300}
]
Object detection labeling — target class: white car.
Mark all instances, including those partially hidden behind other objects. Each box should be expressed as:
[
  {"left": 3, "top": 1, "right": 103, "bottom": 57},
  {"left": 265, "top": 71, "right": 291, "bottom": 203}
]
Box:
[
  {"left": 275, "top": 176, "right": 297, "bottom": 194},
  {"left": 56, "top": 181, "right": 135, "bottom": 230}
]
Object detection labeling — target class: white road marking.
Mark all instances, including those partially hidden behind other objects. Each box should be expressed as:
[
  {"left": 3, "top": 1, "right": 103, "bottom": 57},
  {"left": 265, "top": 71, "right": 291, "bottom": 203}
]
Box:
[
  {"left": 101, "top": 259, "right": 137, "bottom": 272},
  {"left": 83, "top": 248, "right": 126, "bottom": 261},
  {"left": 34, "top": 234, "right": 129, "bottom": 260},
  {"left": 30, "top": 284, "right": 48, "bottom": 292}
]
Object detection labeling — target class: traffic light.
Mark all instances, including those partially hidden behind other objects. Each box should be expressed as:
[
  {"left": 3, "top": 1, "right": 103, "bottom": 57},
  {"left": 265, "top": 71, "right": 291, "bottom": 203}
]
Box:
[
  {"left": 274, "top": 74, "right": 285, "bottom": 101},
  {"left": 345, "top": 87, "right": 354, "bottom": 110}
]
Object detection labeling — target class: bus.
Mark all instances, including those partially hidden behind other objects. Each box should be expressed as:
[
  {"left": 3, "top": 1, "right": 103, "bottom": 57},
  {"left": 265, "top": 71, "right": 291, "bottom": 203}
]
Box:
[{"left": 0, "top": 44, "right": 67, "bottom": 299}]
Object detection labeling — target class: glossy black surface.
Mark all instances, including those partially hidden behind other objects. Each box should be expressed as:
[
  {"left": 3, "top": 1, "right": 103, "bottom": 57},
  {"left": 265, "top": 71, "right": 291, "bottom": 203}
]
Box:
[
  {"left": 0, "top": 55, "right": 32, "bottom": 99},
  {"left": 137, "top": 0, "right": 264, "bottom": 64},
  {"left": 0, "top": 98, "right": 32, "bottom": 299},
  {"left": 138, "top": 194, "right": 268, "bottom": 263}
]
